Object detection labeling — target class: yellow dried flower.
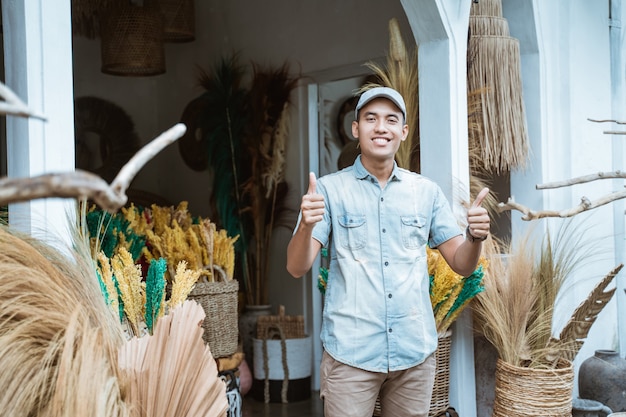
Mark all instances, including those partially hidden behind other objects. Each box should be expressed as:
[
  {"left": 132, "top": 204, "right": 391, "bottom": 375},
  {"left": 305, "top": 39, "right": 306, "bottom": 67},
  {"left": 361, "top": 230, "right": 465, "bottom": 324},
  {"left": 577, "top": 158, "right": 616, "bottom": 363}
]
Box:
[
  {"left": 169, "top": 260, "right": 202, "bottom": 309},
  {"left": 111, "top": 247, "right": 144, "bottom": 336}
]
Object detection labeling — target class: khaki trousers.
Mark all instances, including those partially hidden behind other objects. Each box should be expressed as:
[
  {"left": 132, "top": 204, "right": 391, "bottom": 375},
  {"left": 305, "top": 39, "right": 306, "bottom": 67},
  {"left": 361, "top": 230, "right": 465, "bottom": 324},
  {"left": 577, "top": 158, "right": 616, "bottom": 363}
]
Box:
[{"left": 320, "top": 351, "right": 436, "bottom": 417}]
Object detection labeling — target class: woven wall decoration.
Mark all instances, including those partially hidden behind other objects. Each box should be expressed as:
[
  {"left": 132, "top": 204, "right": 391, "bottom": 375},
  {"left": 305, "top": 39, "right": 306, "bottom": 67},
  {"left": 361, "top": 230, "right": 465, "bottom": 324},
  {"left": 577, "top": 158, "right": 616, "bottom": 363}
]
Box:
[{"left": 467, "top": 0, "right": 529, "bottom": 173}]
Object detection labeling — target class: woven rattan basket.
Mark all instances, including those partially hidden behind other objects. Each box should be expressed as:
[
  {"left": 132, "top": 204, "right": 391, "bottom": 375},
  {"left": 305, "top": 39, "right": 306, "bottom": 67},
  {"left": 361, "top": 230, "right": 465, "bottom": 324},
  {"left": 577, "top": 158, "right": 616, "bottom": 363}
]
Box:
[
  {"left": 256, "top": 305, "right": 305, "bottom": 339},
  {"left": 100, "top": 4, "right": 165, "bottom": 76},
  {"left": 492, "top": 358, "right": 574, "bottom": 417},
  {"left": 188, "top": 266, "right": 239, "bottom": 358},
  {"left": 373, "top": 330, "right": 452, "bottom": 417},
  {"left": 158, "top": 0, "right": 195, "bottom": 42}
]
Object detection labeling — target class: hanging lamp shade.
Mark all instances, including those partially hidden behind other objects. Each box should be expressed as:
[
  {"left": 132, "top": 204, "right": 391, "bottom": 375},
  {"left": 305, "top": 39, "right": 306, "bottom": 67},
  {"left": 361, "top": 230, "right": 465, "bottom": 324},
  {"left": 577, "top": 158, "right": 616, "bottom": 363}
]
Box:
[
  {"left": 157, "top": 0, "right": 195, "bottom": 42},
  {"left": 100, "top": 3, "right": 166, "bottom": 76},
  {"left": 467, "top": 0, "right": 529, "bottom": 173}
]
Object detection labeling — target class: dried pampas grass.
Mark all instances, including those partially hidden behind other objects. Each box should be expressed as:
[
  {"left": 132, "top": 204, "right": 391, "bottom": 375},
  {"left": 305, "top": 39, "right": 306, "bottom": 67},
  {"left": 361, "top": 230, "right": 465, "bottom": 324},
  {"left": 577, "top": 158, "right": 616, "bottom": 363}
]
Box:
[
  {"left": 0, "top": 224, "right": 127, "bottom": 416},
  {"left": 473, "top": 221, "right": 615, "bottom": 369},
  {"left": 363, "top": 17, "right": 419, "bottom": 172}
]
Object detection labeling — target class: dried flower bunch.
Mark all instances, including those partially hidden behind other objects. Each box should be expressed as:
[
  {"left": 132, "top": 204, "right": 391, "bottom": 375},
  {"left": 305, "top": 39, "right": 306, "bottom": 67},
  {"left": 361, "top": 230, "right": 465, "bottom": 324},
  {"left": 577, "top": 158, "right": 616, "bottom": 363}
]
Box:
[
  {"left": 473, "top": 222, "right": 621, "bottom": 369},
  {"left": 197, "top": 55, "right": 298, "bottom": 306},
  {"left": 85, "top": 201, "right": 238, "bottom": 283},
  {"left": 96, "top": 247, "right": 199, "bottom": 337},
  {"left": 428, "top": 247, "right": 487, "bottom": 334}
]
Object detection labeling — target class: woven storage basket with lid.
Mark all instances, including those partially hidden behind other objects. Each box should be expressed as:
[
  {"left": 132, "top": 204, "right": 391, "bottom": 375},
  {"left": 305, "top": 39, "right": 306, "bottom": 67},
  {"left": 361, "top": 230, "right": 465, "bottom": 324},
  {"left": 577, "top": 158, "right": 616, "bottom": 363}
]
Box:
[{"left": 188, "top": 265, "right": 239, "bottom": 358}]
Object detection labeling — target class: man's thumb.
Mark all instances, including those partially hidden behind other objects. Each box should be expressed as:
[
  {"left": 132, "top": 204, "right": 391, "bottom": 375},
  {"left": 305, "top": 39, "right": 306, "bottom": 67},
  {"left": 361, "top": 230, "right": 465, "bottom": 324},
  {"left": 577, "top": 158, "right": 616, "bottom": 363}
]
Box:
[
  {"left": 307, "top": 172, "right": 317, "bottom": 195},
  {"left": 471, "top": 187, "right": 489, "bottom": 209}
]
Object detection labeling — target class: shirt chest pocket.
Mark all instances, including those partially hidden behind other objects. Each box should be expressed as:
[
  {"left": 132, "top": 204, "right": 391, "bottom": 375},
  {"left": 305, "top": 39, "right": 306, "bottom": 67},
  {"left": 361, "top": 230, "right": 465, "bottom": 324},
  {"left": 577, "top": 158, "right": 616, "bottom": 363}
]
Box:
[
  {"left": 401, "top": 215, "right": 428, "bottom": 249},
  {"left": 338, "top": 214, "right": 367, "bottom": 250}
]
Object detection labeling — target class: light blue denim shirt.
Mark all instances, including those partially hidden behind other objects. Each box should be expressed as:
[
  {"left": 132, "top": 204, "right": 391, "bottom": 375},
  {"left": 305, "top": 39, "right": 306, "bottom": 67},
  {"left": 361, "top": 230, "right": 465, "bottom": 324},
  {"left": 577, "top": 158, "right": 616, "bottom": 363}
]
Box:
[{"left": 310, "top": 156, "right": 461, "bottom": 372}]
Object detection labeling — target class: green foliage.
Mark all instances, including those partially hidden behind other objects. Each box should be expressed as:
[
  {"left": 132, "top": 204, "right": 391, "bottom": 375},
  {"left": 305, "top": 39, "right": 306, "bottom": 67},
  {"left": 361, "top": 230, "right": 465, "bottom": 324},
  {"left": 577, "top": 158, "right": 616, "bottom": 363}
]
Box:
[
  {"left": 86, "top": 208, "right": 146, "bottom": 261},
  {"left": 144, "top": 258, "right": 167, "bottom": 334}
]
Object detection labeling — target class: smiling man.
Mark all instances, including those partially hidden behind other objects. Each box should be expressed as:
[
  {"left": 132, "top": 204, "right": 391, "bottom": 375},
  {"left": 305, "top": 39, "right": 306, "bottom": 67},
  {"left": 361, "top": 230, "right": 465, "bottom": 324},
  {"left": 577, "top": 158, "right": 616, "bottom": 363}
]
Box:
[{"left": 286, "top": 86, "right": 490, "bottom": 417}]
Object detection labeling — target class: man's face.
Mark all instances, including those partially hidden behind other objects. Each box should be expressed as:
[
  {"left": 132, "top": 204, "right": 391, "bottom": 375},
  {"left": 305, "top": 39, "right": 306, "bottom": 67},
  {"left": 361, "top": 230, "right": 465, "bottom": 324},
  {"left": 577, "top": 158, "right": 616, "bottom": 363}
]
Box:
[{"left": 352, "top": 97, "right": 408, "bottom": 163}]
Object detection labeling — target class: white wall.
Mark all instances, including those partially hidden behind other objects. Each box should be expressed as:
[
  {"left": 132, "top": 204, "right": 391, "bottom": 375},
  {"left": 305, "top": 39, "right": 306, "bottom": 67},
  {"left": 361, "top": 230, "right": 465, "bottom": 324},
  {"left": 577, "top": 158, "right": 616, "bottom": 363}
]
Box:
[{"left": 506, "top": 0, "right": 623, "bottom": 397}]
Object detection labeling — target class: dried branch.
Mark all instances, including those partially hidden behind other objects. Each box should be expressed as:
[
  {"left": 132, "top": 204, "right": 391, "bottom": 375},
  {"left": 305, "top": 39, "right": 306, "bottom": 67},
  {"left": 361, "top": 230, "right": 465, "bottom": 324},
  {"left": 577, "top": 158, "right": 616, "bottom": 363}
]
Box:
[
  {"left": 0, "top": 82, "right": 46, "bottom": 120},
  {"left": 537, "top": 171, "right": 626, "bottom": 189},
  {"left": 588, "top": 118, "right": 626, "bottom": 125},
  {"left": 0, "top": 123, "right": 187, "bottom": 212},
  {"left": 498, "top": 189, "right": 626, "bottom": 220}
]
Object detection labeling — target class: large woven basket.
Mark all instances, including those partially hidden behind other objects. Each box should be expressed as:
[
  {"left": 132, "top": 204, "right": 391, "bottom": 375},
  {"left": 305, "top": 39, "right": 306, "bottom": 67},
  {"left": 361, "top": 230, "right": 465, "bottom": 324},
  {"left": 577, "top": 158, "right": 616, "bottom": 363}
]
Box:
[
  {"left": 188, "top": 266, "right": 239, "bottom": 358},
  {"left": 373, "top": 330, "right": 452, "bottom": 417},
  {"left": 256, "top": 305, "right": 305, "bottom": 339},
  {"left": 492, "top": 358, "right": 574, "bottom": 417}
]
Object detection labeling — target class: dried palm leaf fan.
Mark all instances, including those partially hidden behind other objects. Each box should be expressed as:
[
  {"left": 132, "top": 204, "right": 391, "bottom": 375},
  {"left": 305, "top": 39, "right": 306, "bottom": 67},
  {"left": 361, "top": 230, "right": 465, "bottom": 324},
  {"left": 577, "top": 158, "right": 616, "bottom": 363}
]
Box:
[
  {"left": 157, "top": 0, "right": 195, "bottom": 42},
  {"left": 468, "top": 0, "right": 529, "bottom": 173},
  {"left": 363, "top": 18, "right": 420, "bottom": 172},
  {"left": 100, "top": 0, "right": 166, "bottom": 76}
]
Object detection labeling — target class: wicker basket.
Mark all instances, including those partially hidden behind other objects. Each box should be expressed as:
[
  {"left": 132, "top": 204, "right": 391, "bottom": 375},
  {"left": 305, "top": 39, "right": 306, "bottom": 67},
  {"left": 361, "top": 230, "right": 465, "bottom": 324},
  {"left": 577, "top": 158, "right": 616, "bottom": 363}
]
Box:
[
  {"left": 157, "top": 0, "right": 195, "bottom": 42},
  {"left": 492, "top": 358, "right": 574, "bottom": 417},
  {"left": 100, "top": 4, "right": 165, "bottom": 76},
  {"left": 188, "top": 266, "right": 239, "bottom": 358},
  {"left": 256, "top": 305, "right": 305, "bottom": 339},
  {"left": 373, "top": 330, "right": 452, "bottom": 417}
]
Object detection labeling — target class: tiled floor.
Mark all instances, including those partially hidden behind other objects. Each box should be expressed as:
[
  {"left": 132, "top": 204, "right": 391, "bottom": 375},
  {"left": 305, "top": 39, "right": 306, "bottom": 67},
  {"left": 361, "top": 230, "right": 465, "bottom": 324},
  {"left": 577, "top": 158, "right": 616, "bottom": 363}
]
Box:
[{"left": 241, "top": 392, "right": 323, "bottom": 417}]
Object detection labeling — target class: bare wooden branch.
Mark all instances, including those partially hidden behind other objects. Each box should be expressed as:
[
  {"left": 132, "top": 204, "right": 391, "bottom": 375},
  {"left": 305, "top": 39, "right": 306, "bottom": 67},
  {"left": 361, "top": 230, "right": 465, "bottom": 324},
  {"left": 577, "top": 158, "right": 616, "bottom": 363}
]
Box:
[
  {"left": 537, "top": 171, "right": 626, "bottom": 189},
  {"left": 0, "top": 123, "right": 187, "bottom": 212},
  {"left": 498, "top": 189, "right": 626, "bottom": 220},
  {"left": 0, "top": 82, "right": 46, "bottom": 120},
  {"left": 588, "top": 118, "right": 626, "bottom": 125}
]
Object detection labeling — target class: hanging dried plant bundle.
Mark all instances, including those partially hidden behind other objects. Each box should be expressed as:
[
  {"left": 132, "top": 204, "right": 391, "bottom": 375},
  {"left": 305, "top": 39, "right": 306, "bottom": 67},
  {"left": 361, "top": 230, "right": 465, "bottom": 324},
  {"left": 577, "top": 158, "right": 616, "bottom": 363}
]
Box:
[
  {"left": 470, "top": 0, "right": 503, "bottom": 18},
  {"left": 473, "top": 222, "right": 615, "bottom": 369},
  {"left": 468, "top": 0, "right": 529, "bottom": 173},
  {"left": 363, "top": 18, "right": 420, "bottom": 172},
  {"left": 118, "top": 300, "right": 228, "bottom": 417}
]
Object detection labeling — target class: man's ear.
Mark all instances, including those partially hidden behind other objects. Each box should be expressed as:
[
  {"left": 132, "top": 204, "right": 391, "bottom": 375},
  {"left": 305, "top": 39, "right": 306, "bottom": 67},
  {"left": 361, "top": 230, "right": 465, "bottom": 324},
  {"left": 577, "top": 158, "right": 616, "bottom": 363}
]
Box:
[
  {"left": 400, "top": 124, "right": 409, "bottom": 141},
  {"left": 351, "top": 120, "right": 359, "bottom": 139}
]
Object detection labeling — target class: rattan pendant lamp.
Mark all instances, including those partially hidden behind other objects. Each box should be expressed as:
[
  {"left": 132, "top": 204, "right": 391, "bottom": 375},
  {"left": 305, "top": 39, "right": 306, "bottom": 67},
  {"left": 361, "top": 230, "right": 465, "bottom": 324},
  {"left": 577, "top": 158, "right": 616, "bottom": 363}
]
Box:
[
  {"left": 467, "top": 0, "right": 529, "bottom": 173},
  {"left": 158, "top": 0, "right": 195, "bottom": 42},
  {"left": 100, "top": 0, "right": 166, "bottom": 76}
]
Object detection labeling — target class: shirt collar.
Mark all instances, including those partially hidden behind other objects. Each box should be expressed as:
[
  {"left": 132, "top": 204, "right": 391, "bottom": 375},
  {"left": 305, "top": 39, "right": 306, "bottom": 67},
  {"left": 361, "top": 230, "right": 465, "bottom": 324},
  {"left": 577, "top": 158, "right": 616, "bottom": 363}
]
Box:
[{"left": 353, "top": 155, "right": 403, "bottom": 182}]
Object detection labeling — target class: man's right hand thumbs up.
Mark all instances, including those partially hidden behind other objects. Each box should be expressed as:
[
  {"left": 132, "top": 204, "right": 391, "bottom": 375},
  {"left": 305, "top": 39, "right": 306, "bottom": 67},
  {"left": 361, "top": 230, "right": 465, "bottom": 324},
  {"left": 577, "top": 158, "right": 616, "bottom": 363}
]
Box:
[
  {"left": 307, "top": 172, "right": 317, "bottom": 195},
  {"left": 301, "top": 172, "right": 325, "bottom": 226}
]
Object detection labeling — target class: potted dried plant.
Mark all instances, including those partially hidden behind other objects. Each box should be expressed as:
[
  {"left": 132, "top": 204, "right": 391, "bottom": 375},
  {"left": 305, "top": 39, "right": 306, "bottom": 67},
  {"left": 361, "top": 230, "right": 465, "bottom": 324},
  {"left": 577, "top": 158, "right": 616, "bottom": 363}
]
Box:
[{"left": 472, "top": 222, "right": 620, "bottom": 417}]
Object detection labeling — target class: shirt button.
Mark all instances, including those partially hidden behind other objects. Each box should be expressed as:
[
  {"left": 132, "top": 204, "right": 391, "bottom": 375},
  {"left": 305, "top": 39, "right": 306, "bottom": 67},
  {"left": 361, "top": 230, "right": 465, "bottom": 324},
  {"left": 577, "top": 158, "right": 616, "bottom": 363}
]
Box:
[
  {"left": 381, "top": 197, "right": 384, "bottom": 202},
  {"left": 388, "top": 328, "right": 393, "bottom": 333},
  {"left": 382, "top": 228, "right": 386, "bottom": 233},
  {"left": 384, "top": 261, "right": 389, "bottom": 266},
  {"left": 388, "top": 293, "right": 392, "bottom": 298}
]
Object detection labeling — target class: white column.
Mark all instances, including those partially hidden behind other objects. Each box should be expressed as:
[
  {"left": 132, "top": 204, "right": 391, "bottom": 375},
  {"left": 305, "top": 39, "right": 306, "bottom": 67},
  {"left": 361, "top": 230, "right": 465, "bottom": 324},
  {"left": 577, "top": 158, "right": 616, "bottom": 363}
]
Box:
[
  {"left": 609, "top": 0, "right": 626, "bottom": 356},
  {"left": 401, "top": 0, "right": 475, "bottom": 415},
  {"left": 2, "top": 0, "right": 76, "bottom": 243}
]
